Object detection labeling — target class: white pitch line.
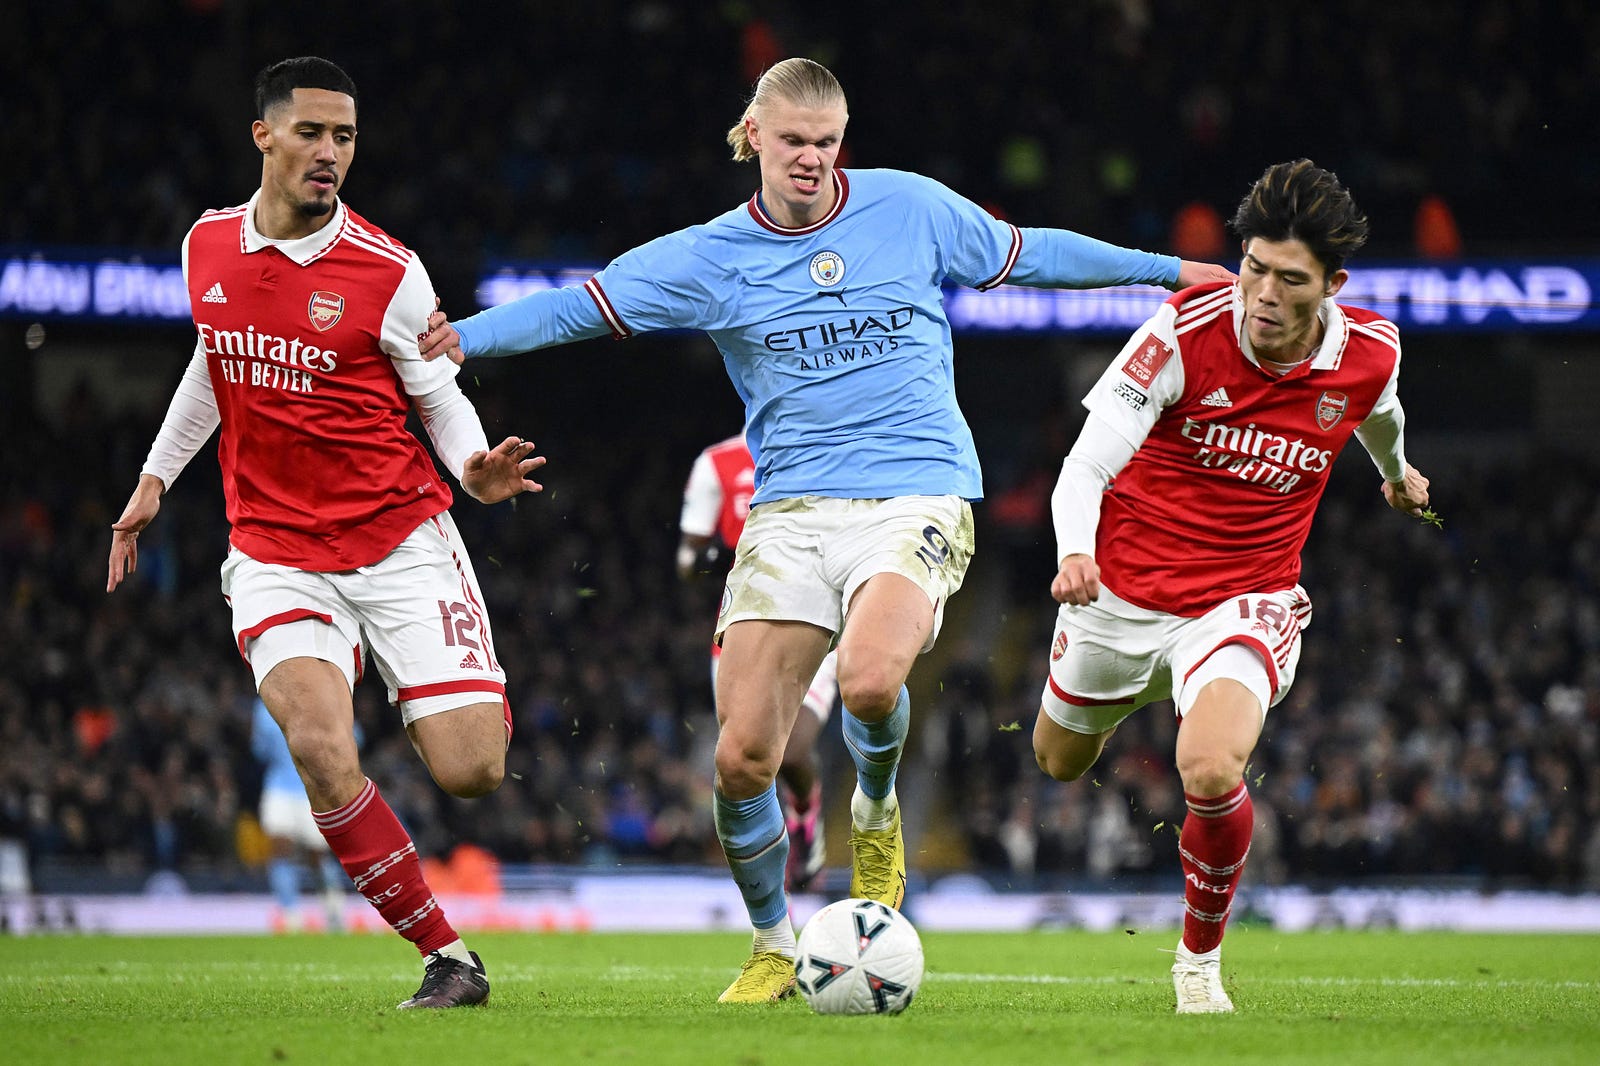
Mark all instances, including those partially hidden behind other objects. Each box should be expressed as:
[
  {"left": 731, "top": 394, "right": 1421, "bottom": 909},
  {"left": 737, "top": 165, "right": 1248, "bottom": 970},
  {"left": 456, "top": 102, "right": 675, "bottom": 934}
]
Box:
[
  {"left": 7, "top": 965, "right": 1597, "bottom": 994},
  {"left": 935, "top": 972, "right": 1600, "bottom": 991}
]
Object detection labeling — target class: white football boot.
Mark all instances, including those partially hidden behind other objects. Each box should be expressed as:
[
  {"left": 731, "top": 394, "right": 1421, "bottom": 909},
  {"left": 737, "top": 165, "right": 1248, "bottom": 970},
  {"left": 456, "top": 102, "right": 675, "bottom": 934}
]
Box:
[{"left": 1171, "top": 942, "right": 1234, "bottom": 1014}]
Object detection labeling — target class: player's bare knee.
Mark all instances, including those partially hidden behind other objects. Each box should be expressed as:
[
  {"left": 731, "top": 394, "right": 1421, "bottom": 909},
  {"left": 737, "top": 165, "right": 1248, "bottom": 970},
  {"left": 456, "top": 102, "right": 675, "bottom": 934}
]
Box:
[
  {"left": 433, "top": 755, "right": 504, "bottom": 799},
  {"left": 713, "top": 740, "right": 777, "bottom": 798},
  {"left": 282, "top": 721, "right": 357, "bottom": 779},
  {"left": 1035, "top": 746, "right": 1094, "bottom": 782},
  {"left": 838, "top": 677, "right": 899, "bottom": 720},
  {"left": 1176, "top": 752, "right": 1245, "bottom": 799}
]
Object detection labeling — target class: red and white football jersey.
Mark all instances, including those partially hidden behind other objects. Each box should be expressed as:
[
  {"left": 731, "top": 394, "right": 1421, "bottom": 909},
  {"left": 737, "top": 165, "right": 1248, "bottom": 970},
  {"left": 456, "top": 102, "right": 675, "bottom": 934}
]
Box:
[
  {"left": 1083, "top": 281, "right": 1402, "bottom": 616},
  {"left": 183, "top": 194, "right": 458, "bottom": 571},
  {"left": 680, "top": 434, "right": 756, "bottom": 549}
]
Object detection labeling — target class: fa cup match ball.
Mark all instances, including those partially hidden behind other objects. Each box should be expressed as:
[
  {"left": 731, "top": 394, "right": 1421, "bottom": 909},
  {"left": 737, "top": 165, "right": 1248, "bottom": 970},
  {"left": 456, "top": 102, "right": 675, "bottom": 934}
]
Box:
[{"left": 795, "top": 898, "right": 924, "bottom": 1015}]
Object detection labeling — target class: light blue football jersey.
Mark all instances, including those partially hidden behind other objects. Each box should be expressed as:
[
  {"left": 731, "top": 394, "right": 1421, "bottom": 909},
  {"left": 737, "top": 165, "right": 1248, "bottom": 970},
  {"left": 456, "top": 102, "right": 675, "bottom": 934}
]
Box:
[
  {"left": 455, "top": 168, "right": 1178, "bottom": 503},
  {"left": 251, "top": 698, "right": 305, "bottom": 797}
]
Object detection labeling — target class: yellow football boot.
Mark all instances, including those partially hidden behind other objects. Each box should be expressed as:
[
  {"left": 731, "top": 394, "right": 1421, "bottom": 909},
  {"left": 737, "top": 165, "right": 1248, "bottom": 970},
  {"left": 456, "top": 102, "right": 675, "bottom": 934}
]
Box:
[
  {"left": 717, "top": 950, "right": 797, "bottom": 1003},
  {"left": 848, "top": 805, "right": 906, "bottom": 909}
]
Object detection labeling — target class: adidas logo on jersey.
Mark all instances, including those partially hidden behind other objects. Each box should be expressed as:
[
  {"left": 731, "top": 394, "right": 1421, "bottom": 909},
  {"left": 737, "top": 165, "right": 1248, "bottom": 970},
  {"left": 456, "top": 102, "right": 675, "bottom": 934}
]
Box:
[
  {"left": 1200, "top": 387, "right": 1233, "bottom": 408},
  {"left": 458, "top": 652, "right": 483, "bottom": 670},
  {"left": 201, "top": 283, "right": 227, "bottom": 304}
]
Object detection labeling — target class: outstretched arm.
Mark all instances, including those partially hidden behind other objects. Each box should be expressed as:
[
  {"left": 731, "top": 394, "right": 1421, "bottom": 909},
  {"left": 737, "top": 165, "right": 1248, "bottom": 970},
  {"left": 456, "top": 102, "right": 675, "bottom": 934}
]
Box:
[
  {"left": 1173, "top": 259, "right": 1237, "bottom": 290},
  {"left": 1354, "top": 393, "right": 1429, "bottom": 516},
  {"left": 413, "top": 381, "right": 545, "bottom": 504},
  {"left": 1004, "top": 229, "right": 1235, "bottom": 292},
  {"left": 677, "top": 448, "right": 724, "bottom": 579},
  {"left": 107, "top": 473, "right": 165, "bottom": 592},
  {"left": 1050, "top": 414, "right": 1140, "bottom": 605},
  {"left": 108, "top": 347, "right": 219, "bottom": 592},
  {"left": 1381, "top": 464, "right": 1430, "bottom": 518},
  {"left": 419, "top": 309, "right": 468, "bottom": 364},
  {"left": 419, "top": 285, "right": 613, "bottom": 364},
  {"left": 461, "top": 437, "right": 547, "bottom": 504},
  {"left": 677, "top": 532, "right": 716, "bottom": 580}
]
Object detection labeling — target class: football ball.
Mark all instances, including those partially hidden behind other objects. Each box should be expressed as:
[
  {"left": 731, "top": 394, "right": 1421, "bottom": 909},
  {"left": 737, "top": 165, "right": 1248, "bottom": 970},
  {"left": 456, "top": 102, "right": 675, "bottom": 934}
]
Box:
[{"left": 795, "top": 898, "right": 924, "bottom": 1015}]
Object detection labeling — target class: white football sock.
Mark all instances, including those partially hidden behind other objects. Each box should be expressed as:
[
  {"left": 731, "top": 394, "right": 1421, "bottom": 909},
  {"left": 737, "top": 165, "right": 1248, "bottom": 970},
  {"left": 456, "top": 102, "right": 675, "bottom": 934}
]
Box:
[
  {"left": 753, "top": 921, "right": 796, "bottom": 956},
  {"left": 851, "top": 785, "right": 898, "bottom": 831}
]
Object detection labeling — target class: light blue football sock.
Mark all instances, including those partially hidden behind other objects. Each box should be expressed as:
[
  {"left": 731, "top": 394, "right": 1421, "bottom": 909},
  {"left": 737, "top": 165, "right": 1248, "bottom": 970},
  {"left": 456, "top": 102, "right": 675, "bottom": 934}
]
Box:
[
  {"left": 714, "top": 784, "right": 790, "bottom": 931},
  {"left": 317, "top": 854, "right": 346, "bottom": 893},
  {"left": 267, "top": 858, "right": 301, "bottom": 912},
  {"left": 842, "top": 685, "right": 910, "bottom": 801}
]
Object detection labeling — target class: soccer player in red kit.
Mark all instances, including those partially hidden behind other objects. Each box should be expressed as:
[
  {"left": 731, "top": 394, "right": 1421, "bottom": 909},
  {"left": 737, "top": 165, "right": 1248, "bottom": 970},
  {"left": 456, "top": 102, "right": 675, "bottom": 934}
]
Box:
[
  {"left": 678, "top": 434, "right": 837, "bottom": 891},
  {"left": 1033, "top": 160, "right": 1431, "bottom": 1013},
  {"left": 106, "top": 57, "right": 544, "bottom": 1009}
]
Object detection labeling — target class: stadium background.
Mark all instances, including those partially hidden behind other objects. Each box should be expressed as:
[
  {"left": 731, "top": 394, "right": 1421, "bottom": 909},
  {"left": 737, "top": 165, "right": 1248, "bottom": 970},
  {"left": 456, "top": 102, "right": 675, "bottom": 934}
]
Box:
[{"left": 3, "top": 1, "right": 1599, "bottom": 928}]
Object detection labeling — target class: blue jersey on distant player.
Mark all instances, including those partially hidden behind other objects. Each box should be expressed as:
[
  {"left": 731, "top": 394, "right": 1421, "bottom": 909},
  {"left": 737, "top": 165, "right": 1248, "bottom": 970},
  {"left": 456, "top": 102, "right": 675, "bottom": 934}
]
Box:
[
  {"left": 455, "top": 168, "right": 1179, "bottom": 503},
  {"left": 251, "top": 698, "right": 303, "bottom": 797},
  {"left": 251, "top": 698, "right": 361, "bottom": 797}
]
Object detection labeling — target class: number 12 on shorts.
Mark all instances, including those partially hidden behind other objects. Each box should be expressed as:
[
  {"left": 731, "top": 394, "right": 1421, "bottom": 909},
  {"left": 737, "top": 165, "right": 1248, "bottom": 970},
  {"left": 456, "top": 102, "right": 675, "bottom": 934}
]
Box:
[{"left": 437, "top": 600, "right": 481, "bottom": 649}]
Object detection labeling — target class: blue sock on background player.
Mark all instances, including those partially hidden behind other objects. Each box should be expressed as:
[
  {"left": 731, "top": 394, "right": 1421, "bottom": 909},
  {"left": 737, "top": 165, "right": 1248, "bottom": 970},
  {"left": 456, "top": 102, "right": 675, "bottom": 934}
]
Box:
[
  {"left": 267, "top": 857, "right": 300, "bottom": 914},
  {"left": 843, "top": 685, "right": 909, "bottom": 828}
]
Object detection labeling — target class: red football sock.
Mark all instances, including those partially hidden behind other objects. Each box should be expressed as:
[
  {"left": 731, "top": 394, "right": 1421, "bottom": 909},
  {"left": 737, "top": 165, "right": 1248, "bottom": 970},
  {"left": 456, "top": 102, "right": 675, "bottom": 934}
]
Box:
[
  {"left": 1178, "top": 780, "right": 1253, "bottom": 955},
  {"left": 314, "top": 778, "right": 458, "bottom": 955}
]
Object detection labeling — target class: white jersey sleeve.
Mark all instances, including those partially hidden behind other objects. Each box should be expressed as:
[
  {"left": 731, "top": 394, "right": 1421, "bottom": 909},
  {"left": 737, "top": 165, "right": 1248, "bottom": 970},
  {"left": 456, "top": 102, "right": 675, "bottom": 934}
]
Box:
[
  {"left": 1053, "top": 313, "right": 1186, "bottom": 562},
  {"left": 1081, "top": 312, "right": 1186, "bottom": 446},
  {"left": 1050, "top": 413, "right": 1139, "bottom": 563},
  {"left": 141, "top": 344, "right": 221, "bottom": 490},
  {"left": 679, "top": 449, "right": 723, "bottom": 537},
  {"left": 1353, "top": 351, "right": 1408, "bottom": 482},
  {"left": 141, "top": 228, "right": 221, "bottom": 489},
  {"left": 383, "top": 254, "right": 460, "bottom": 397},
  {"left": 415, "top": 381, "right": 489, "bottom": 483}
]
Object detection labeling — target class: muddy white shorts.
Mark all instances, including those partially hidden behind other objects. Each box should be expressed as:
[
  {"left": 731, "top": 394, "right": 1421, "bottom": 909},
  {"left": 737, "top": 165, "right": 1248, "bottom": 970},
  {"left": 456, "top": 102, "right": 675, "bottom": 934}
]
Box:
[
  {"left": 715, "top": 495, "right": 975, "bottom": 653},
  {"left": 221, "top": 511, "right": 507, "bottom": 727},
  {"left": 1040, "top": 583, "right": 1311, "bottom": 734}
]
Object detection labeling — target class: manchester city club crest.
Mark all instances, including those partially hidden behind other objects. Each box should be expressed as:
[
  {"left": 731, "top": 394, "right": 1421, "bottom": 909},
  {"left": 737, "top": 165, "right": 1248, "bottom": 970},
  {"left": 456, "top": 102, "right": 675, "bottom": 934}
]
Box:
[
  {"left": 1315, "top": 390, "right": 1349, "bottom": 431},
  {"left": 308, "top": 290, "right": 345, "bottom": 332},
  {"left": 809, "top": 250, "right": 846, "bottom": 287}
]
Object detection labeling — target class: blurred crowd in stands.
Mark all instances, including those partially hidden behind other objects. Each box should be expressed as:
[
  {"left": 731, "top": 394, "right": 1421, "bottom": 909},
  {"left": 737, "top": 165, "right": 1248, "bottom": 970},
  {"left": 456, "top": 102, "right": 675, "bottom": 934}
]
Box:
[
  {"left": 4, "top": 351, "right": 1600, "bottom": 894},
  {"left": 4, "top": 1, "right": 1600, "bottom": 895},
  {"left": 8, "top": 1, "right": 1598, "bottom": 282}
]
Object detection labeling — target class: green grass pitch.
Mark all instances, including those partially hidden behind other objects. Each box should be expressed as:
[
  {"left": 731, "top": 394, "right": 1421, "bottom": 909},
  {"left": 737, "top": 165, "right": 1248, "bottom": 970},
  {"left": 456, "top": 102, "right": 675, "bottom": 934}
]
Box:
[{"left": 3, "top": 929, "right": 1597, "bottom": 1064}]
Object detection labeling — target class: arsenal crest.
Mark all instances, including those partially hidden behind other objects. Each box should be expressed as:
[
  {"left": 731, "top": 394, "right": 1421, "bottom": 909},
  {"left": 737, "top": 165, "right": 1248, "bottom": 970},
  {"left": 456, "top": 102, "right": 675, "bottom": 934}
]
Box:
[
  {"left": 1315, "top": 390, "right": 1348, "bottom": 431},
  {"left": 1050, "top": 630, "right": 1069, "bottom": 662},
  {"left": 308, "top": 290, "right": 345, "bottom": 332}
]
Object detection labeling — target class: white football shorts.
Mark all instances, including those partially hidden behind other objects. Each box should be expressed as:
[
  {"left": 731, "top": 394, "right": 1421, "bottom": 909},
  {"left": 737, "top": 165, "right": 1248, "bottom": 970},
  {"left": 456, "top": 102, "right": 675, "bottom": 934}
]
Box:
[
  {"left": 221, "top": 511, "right": 508, "bottom": 727},
  {"left": 715, "top": 495, "right": 975, "bottom": 653},
  {"left": 1040, "top": 583, "right": 1311, "bottom": 735},
  {"left": 258, "top": 787, "right": 327, "bottom": 851}
]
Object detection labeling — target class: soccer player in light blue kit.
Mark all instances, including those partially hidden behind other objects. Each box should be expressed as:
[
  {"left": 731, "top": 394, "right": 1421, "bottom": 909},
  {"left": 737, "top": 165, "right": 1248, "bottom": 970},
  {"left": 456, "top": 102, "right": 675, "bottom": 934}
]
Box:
[
  {"left": 420, "top": 57, "right": 1232, "bottom": 1002},
  {"left": 250, "top": 697, "right": 350, "bottom": 933}
]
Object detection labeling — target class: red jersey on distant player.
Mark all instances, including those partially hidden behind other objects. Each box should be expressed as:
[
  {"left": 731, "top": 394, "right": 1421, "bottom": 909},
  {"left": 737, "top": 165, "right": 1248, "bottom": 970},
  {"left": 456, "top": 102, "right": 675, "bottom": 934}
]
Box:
[
  {"left": 1084, "top": 282, "right": 1402, "bottom": 615},
  {"left": 184, "top": 196, "right": 456, "bottom": 571},
  {"left": 680, "top": 434, "right": 756, "bottom": 548}
]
